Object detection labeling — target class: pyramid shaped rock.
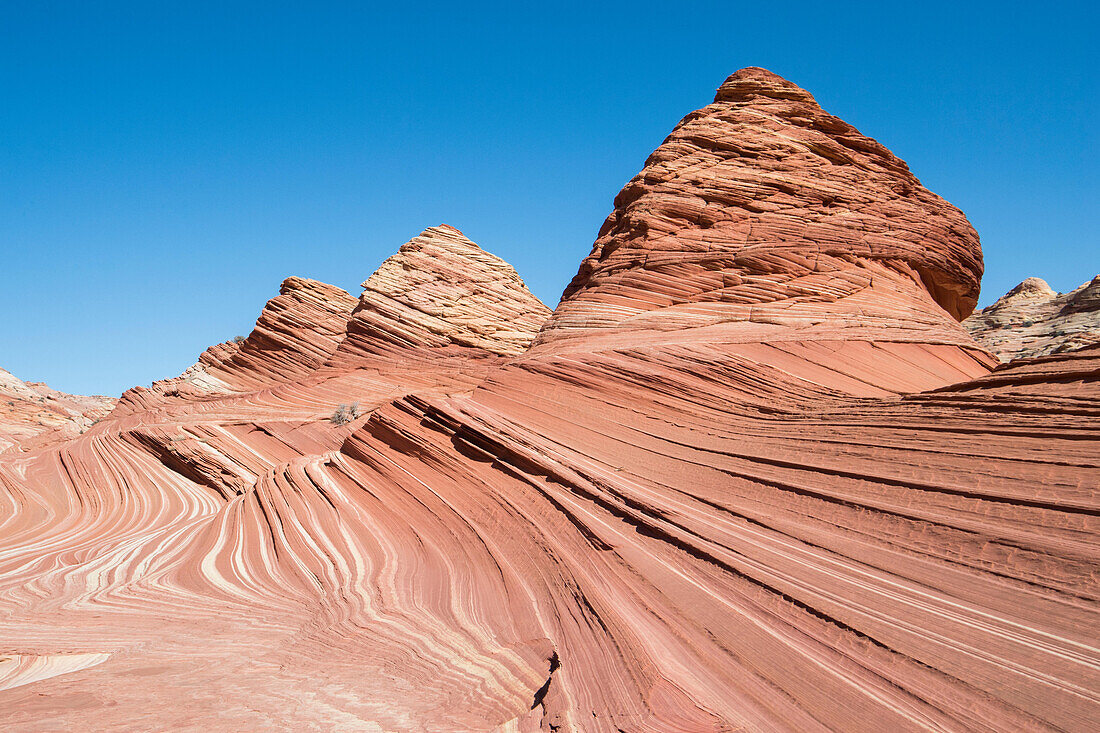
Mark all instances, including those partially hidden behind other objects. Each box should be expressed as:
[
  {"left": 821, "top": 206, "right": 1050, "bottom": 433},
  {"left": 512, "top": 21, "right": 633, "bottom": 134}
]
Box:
[
  {"left": 331, "top": 225, "right": 550, "bottom": 362},
  {"left": 114, "top": 227, "right": 547, "bottom": 417},
  {"left": 537, "top": 67, "right": 984, "bottom": 348}
]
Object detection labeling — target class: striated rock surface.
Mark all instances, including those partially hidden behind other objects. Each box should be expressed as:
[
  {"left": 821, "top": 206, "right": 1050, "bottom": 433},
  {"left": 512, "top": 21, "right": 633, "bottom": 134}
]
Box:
[
  {"left": 1, "top": 71, "right": 1097, "bottom": 732},
  {"left": 115, "top": 276, "right": 359, "bottom": 414},
  {"left": 536, "top": 67, "right": 984, "bottom": 352},
  {"left": 330, "top": 224, "right": 550, "bottom": 363},
  {"left": 0, "top": 368, "right": 114, "bottom": 453},
  {"left": 965, "top": 275, "right": 1100, "bottom": 361}
]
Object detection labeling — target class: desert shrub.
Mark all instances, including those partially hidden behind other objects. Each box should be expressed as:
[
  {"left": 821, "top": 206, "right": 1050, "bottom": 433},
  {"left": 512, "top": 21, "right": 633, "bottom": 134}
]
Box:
[
  {"left": 232, "top": 335, "right": 247, "bottom": 344},
  {"left": 330, "top": 402, "right": 361, "bottom": 426}
]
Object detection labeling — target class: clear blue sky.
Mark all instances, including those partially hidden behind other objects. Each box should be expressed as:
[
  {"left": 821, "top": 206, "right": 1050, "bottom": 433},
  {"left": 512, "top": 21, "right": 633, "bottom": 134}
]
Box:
[{"left": 2, "top": 2, "right": 1096, "bottom": 396}]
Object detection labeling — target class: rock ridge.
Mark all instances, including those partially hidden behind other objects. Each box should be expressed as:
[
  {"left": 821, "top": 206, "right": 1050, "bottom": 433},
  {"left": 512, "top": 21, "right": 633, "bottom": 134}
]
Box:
[{"left": 0, "top": 368, "right": 115, "bottom": 452}]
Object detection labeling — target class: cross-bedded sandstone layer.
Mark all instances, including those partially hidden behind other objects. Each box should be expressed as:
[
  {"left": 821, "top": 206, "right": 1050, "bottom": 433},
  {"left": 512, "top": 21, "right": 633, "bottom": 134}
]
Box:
[
  {"left": 0, "top": 70, "right": 1096, "bottom": 732},
  {"left": 330, "top": 224, "right": 552, "bottom": 363}
]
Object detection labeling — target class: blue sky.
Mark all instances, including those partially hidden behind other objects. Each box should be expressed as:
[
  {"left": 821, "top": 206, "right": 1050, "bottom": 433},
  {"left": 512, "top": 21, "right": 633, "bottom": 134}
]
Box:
[{"left": 2, "top": 1, "right": 1097, "bottom": 396}]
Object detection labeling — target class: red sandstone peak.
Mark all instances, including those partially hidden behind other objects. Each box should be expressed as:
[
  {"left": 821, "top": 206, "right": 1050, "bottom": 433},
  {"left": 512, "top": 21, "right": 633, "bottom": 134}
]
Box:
[
  {"left": 223, "top": 276, "right": 358, "bottom": 382},
  {"left": 535, "top": 67, "right": 984, "bottom": 349},
  {"left": 330, "top": 224, "right": 551, "bottom": 361},
  {"left": 713, "top": 66, "right": 820, "bottom": 104},
  {"left": 114, "top": 275, "right": 357, "bottom": 413}
]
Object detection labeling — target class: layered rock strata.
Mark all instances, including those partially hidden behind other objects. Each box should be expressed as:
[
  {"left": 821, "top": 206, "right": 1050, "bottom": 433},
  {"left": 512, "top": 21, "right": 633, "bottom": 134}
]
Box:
[
  {"left": 330, "top": 224, "right": 551, "bottom": 363},
  {"left": 536, "top": 67, "right": 984, "bottom": 352},
  {"left": 115, "top": 276, "right": 358, "bottom": 414}
]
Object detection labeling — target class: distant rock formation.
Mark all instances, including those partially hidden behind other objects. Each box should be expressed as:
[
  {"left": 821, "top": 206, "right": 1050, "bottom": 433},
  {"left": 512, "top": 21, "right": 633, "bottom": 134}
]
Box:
[
  {"left": 0, "top": 367, "right": 114, "bottom": 452},
  {"left": 1, "top": 71, "right": 1097, "bottom": 732},
  {"left": 965, "top": 275, "right": 1100, "bottom": 361}
]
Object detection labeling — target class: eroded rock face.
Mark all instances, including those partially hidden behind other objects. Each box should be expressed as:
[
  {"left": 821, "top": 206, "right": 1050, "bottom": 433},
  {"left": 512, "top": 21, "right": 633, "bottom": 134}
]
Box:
[
  {"left": 114, "top": 276, "right": 359, "bottom": 415},
  {"left": 0, "top": 368, "right": 114, "bottom": 452},
  {"left": 965, "top": 275, "right": 1100, "bottom": 361},
  {"left": 1, "top": 71, "right": 1097, "bottom": 732},
  {"left": 330, "top": 224, "right": 550, "bottom": 363},
  {"left": 536, "top": 67, "right": 983, "bottom": 350}
]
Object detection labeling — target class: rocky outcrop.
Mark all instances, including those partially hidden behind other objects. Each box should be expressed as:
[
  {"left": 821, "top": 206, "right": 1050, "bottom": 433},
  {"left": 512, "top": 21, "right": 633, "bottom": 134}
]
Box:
[
  {"left": 200, "top": 276, "right": 359, "bottom": 388},
  {"left": 0, "top": 368, "right": 114, "bottom": 452},
  {"left": 535, "top": 67, "right": 984, "bottom": 352},
  {"left": 329, "top": 224, "right": 550, "bottom": 363},
  {"left": 115, "top": 277, "right": 358, "bottom": 415},
  {"left": 97, "top": 228, "right": 549, "bottom": 511},
  {"left": 1, "top": 71, "right": 1096, "bottom": 732},
  {"left": 965, "top": 275, "right": 1100, "bottom": 361}
]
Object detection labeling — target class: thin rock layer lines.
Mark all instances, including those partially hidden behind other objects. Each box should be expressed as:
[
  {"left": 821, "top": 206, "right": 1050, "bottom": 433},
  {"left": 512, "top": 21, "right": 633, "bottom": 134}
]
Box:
[{"left": 1, "top": 70, "right": 1098, "bottom": 732}]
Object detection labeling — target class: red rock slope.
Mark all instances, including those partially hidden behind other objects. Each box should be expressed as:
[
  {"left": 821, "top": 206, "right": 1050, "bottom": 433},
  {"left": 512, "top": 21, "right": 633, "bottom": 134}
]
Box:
[
  {"left": 1, "top": 71, "right": 1097, "bottom": 732},
  {"left": 113, "top": 275, "right": 359, "bottom": 414},
  {"left": 965, "top": 274, "right": 1100, "bottom": 361}
]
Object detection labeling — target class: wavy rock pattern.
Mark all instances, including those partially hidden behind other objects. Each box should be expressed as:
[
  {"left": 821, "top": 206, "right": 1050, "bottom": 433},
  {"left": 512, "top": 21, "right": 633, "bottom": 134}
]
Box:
[
  {"left": 1, "top": 70, "right": 1098, "bottom": 731},
  {"left": 965, "top": 275, "right": 1100, "bottom": 361}
]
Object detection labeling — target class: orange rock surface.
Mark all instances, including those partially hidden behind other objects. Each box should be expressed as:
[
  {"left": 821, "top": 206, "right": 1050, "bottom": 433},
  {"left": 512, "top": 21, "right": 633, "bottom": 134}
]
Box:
[{"left": 1, "top": 71, "right": 1097, "bottom": 732}]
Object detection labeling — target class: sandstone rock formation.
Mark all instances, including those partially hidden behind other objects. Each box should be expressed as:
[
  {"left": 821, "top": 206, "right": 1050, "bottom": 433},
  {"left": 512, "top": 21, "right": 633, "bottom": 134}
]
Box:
[
  {"left": 1, "top": 71, "right": 1096, "bottom": 732},
  {"left": 0, "top": 367, "right": 114, "bottom": 453},
  {"left": 114, "top": 275, "right": 359, "bottom": 414},
  {"left": 537, "top": 67, "right": 984, "bottom": 351},
  {"left": 965, "top": 274, "right": 1100, "bottom": 361},
  {"left": 330, "top": 224, "right": 551, "bottom": 363}
]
